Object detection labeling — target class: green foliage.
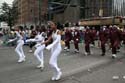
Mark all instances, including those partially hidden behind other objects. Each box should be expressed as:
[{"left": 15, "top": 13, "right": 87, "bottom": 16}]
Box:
[{"left": 0, "top": 2, "right": 18, "bottom": 29}]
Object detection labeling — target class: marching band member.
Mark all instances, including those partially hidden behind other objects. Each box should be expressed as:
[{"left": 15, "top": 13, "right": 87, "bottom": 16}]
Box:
[
  {"left": 29, "top": 26, "right": 37, "bottom": 53},
  {"left": 8, "top": 26, "right": 25, "bottom": 63},
  {"left": 42, "top": 21, "right": 62, "bottom": 81},
  {"left": 26, "top": 26, "right": 46, "bottom": 69},
  {"left": 73, "top": 28, "right": 80, "bottom": 53},
  {"left": 84, "top": 26, "right": 92, "bottom": 55},
  {"left": 64, "top": 28, "right": 72, "bottom": 51},
  {"left": 109, "top": 25, "right": 121, "bottom": 58},
  {"left": 99, "top": 26, "right": 108, "bottom": 56}
]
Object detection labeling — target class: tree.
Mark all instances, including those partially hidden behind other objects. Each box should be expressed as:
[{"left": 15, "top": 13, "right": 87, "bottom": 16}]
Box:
[{"left": 0, "top": 2, "right": 18, "bottom": 29}]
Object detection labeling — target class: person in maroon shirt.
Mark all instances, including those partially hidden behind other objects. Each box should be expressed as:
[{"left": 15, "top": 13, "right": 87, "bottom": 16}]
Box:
[
  {"left": 72, "top": 28, "right": 80, "bottom": 53},
  {"left": 99, "top": 26, "right": 108, "bottom": 56},
  {"left": 109, "top": 25, "right": 121, "bottom": 58},
  {"left": 64, "top": 28, "right": 72, "bottom": 51},
  {"left": 84, "top": 26, "right": 92, "bottom": 55},
  {"left": 29, "top": 26, "right": 37, "bottom": 53},
  {"left": 121, "top": 27, "right": 125, "bottom": 45},
  {"left": 91, "top": 27, "right": 97, "bottom": 47}
]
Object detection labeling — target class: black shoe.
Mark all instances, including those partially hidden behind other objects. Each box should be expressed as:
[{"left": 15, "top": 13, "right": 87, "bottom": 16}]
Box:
[
  {"left": 101, "top": 53, "right": 105, "bottom": 56},
  {"left": 74, "top": 49, "right": 79, "bottom": 53},
  {"left": 112, "top": 54, "right": 117, "bottom": 59}
]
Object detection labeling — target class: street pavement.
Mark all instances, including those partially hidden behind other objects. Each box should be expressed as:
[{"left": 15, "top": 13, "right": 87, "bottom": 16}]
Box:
[
  {"left": 60, "top": 55, "right": 125, "bottom": 83},
  {"left": 0, "top": 43, "right": 125, "bottom": 83}
]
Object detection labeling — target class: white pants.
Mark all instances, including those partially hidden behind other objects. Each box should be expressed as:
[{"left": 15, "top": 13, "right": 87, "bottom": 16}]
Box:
[
  {"left": 34, "top": 45, "right": 45, "bottom": 65},
  {"left": 15, "top": 40, "right": 25, "bottom": 60},
  {"left": 49, "top": 48, "right": 61, "bottom": 75}
]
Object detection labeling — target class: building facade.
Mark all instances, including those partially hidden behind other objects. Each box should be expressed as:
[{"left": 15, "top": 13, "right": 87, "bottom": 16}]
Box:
[
  {"left": 84, "top": 0, "right": 113, "bottom": 19},
  {"left": 113, "top": 0, "right": 125, "bottom": 16},
  {"left": 49, "top": 0, "right": 80, "bottom": 23},
  {"left": 13, "top": 0, "right": 48, "bottom": 27},
  {"left": 50, "top": 0, "right": 114, "bottom": 23},
  {"left": 13, "top": 0, "right": 125, "bottom": 25}
]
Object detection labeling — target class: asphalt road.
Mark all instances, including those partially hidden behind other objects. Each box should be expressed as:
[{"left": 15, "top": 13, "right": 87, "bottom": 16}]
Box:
[
  {"left": 60, "top": 56, "right": 125, "bottom": 83},
  {"left": 0, "top": 43, "right": 125, "bottom": 83}
]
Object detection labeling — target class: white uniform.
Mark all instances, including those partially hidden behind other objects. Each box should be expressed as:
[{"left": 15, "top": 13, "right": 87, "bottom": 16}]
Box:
[
  {"left": 8, "top": 31, "right": 25, "bottom": 63},
  {"left": 26, "top": 32, "right": 45, "bottom": 68},
  {"left": 46, "top": 30, "right": 62, "bottom": 80}
]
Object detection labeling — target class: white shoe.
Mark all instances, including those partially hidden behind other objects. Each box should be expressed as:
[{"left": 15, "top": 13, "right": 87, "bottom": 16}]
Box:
[
  {"left": 18, "top": 59, "right": 22, "bottom": 63},
  {"left": 84, "top": 52, "right": 88, "bottom": 56},
  {"left": 112, "top": 54, "right": 117, "bottom": 59},
  {"left": 51, "top": 73, "right": 57, "bottom": 81},
  {"left": 55, "top": 71, "right": 62, "bottom": 81},
  {"left": 123, "top": 76, "right": 125, "bottom": 79},
  {"left": 64, "top": 47, "right": 67, "bottom": 50},
  {"left": 36, "top": 64, "right": 44, "bottom": 69},
  {"left": 29, "top": 50, "right": 33, "bottom": 53},
  {"left": 112, "top": 76, "right": 119, "bottom": 80},
  {"left": 75, "top": 49, "right": 79, "bottom": 53},
  {"left": 90, "top": 44, "right": 94, "bottom": 47},
  {"left": 51, "top": 76, "right": 56, "bottom": 81},
  {"left": 18, "top": 58, "right": 25, "bottom": 63}
]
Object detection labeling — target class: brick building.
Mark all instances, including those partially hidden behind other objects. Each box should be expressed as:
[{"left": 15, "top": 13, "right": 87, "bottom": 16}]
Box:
[
  {"left": 13, "top": 0, "right": 125, "bottom": 26},
  {"left": 13, "top": 0, "right": 48, "bottom": 27}
]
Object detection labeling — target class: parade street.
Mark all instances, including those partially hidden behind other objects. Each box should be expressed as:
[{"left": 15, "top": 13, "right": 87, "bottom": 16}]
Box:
[
  {"left": 1, "top": 0, "right": 125, "bottom": 83},
  {"left": 0, "top": 44, "right": 125, "bottom": 83},
  {"left": 60, "top": 57, "right": 125, "bottom": 83}
]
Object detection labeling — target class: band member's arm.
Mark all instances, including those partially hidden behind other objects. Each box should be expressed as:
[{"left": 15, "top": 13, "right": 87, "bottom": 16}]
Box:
[
  {"left": 8, "top": 38, "right": 17, "bottom": 43},
  {"left": 26, "top": 39, "right": 36, "bottom": 42},
  {"left": 8, "top": 31, "right": 19, "bottom": 43},
  {"left": 46, "top": 31, "right": 61, "bottom": 50},
  {"left": 41, "top": 35, "right": 52, "bottom": 45},
  {"left": 26, "top": 36, "right": 44, "bottom": 43}
]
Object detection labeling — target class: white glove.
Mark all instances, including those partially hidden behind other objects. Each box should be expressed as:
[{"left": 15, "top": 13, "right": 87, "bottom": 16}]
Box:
[
  {"left": 25, "top": 39, "right": 31, "bottom": 43},
  {"left": 26, "top": 39, "right": 35, "bottom": 42},
  {"left": 7, "top": 39, "right": 14, "bottom": 43},
  {"left": 46, "top": 45, "right": 52, "bottom": 50},
  {"left": 76, "top": 39, "right": 79, "bottom": 41}
]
